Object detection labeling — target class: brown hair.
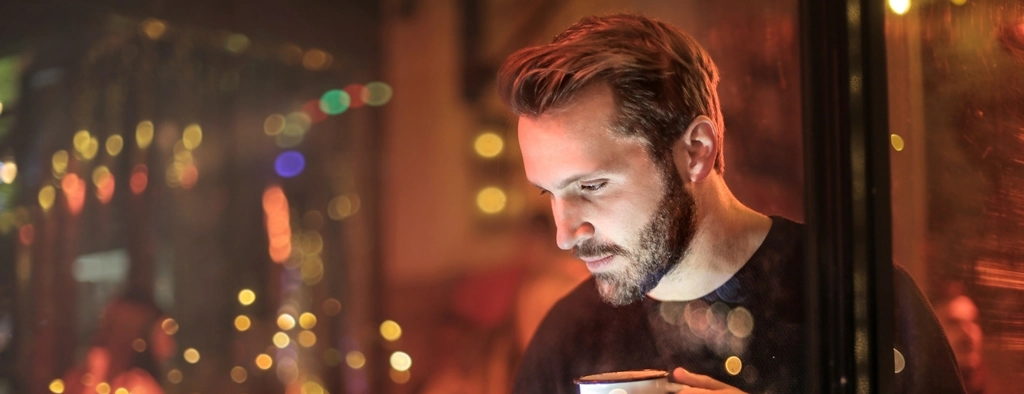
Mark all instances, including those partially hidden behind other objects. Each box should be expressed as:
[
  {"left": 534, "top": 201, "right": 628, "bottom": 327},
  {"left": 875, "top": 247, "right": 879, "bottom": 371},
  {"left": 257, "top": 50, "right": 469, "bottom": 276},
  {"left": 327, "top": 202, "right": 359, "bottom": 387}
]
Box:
[{"left": 497, "top": 13, "right": 725, "bottom": 173}]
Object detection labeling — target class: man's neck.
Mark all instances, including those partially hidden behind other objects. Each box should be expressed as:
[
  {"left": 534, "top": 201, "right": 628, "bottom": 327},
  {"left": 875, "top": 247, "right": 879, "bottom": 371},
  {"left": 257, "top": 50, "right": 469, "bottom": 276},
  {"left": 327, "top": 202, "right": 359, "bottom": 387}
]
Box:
[{"left": 646, "top": 176, "right": 772, "bottom": 302}]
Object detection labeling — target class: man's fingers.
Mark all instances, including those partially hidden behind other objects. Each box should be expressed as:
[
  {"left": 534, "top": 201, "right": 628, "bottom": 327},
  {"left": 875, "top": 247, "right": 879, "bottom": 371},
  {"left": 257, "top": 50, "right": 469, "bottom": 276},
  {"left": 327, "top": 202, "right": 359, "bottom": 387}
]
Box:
[{"left": 671, "top": 367, "right": 729, "bottom": 390}]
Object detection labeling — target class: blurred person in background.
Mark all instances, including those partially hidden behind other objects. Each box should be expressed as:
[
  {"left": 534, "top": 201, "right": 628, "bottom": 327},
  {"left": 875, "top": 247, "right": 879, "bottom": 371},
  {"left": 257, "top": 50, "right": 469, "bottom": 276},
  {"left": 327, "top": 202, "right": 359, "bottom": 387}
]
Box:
[
  {"left": 60, "top": 288, "right": 174, "bottom": 394},
  {"left": 498, "top": 13, "right": 965, "bottom": 393},
  {"left": 934, "top": 283, "right": 988, "bottom": 394}
]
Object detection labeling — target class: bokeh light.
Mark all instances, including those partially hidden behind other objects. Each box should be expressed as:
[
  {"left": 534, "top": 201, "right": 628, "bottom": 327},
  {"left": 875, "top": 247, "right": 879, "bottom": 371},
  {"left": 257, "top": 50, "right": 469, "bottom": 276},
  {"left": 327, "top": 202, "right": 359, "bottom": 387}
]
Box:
[
  {"left": 0, "top": 160, "right": 17, "bottom": 184},
  {"left": 231, "top": 366, "right": 247, "bottom": 383},
  {"left": 105, "top": 135, "right": 124, "bottom": 156},
  {"left": 302, "top": 99, "right": 328, "bottom": 124},
  {"left": 345, "top": 351, "right": 366, "bottom": 369},
  {"left": 234, "top": 315, "right": 251, "bottom": 331},
  {"left": 951, "top": 0, "right": 967, "bottom": 5},
  {"left": 48, "top": 379, "right": 64, "bottom": 393},
  {"left": 302, "top": 49, "right": 331, "bottom": 70},
  {"left": 380, "top": 320, "right": 402, "bottom": 341},
  {"left": 93, "top": 166, "right": 111, "bottom": 187},
  {"left": 299, "top": 312, "right": 317, "bottom": 329},
  {"left": 62, "top": 174, "right": 86, "bottom": 215},
  {"left": 390, "top": 369, "right": 411, "bottom": 384},
  {"left": 727, "top": 307, "right": 754, "bottom": 338},
  {"left": 286, "top": 111, "right": 312, "bottom": 132},
  {"left": 890, "top": 134, "right": 905, "bottom": 152},
  {"left": 319, "top": 89, "right": 351, "bottom": 115},
  {"left": 328, "top": 194, "right": 360, "bottom": 220},
  {"left": 115, "top": 389, "right": 128, "bottom": 394},
  {"left": 19, "top": 224, "right": 34, "bottom": 246},
  {"left": 141, "top": 19, "right": 167, "bottom": 40},
  {"left": 476, "top": 187, "right": 507, "bottom": 214},
  {"left": 132, "top": 338, "right": 147, "bottom": 352},
  {"left": 73, "top": 130, "right": 91, "bottom": 153},
  {"left": 130, "top": 165, "right": 148, "bottom": 195},
  {"left": 38, "top": 185, "right": 56, "bottom": 211},
  {"left": 239, "top": 289, "right": 256, "bottom": 305},
  {"left": 0, "top": 102, "right": 3, "bottom": 116},
  {"left": 725, "top": 356, "right": 743, "bottom": 375},
  {"left": 277, "top": 357, "right": 299, "bottom": 385},
  {"left": 273, "top": 332, "right": 290, "bottom": 348},
  {"left": 167, "top": 369, "right": 183, "bottom": 384},
  {"left": 302, "top": 381, "right": 326, "bottom": 394},
  {"left": 179, "top": 165, "right": 199, "bottom": 190},
  {"left": 362, "top": 82, "right": 393, "bottom": 106},
  {"left": 183, "top": 124, "right": 203, "bottom": 150},
  {"left": 390, "top": 351, "right": 412, "bottom": 372},
  {"left": 263, "top": 186, "right": 292, "bottom": 263},
  {"left": 255, "top": 354, "right": 273, "bottom": 370},
  {"left": 275, "top": 151, "right": 306, "bottom": 178},
  {"left": 277, "top": 314, "right": 296, "bottom": 330},
  {"left": 474, "top": 132, "right": 504, "bottom": 158},
  {"left": 183, "top": 348, "right": 201, "bottom": 364},
  {"left": 264, "top": 114, "right": 286, "bottom": 135},
  {"left": 344, "top": 84, "right": 366, "bottom": 108},
  {"left": 162, "top": 318, "right": 179, "bottom": 335},
  {"left": 52, "top": 151, "right": 69, "bottom": 175},
  {"left": 136, "top": 121, "right": 155, "bottom": 148},
  {"left": 298, "top": 330, "right": 316, "bottom": 347},
  {"left": 226, "top": 34, "right": 250, "bottom": 54},
  {"left": 323, "top": 298, "right": 342, "bottom": 316},
  {"left": 889, "top": 0, "right": 910, "bottom": 14},
  {"left": 96, "top": 383, "right": 110, "bottom": 394}
]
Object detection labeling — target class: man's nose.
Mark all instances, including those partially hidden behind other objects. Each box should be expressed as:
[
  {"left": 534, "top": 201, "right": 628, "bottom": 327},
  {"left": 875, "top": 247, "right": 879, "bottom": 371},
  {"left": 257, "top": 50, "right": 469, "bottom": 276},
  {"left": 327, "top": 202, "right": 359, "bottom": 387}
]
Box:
[{"left": 551, "top": 198, "right": 593, "bottom": 250}]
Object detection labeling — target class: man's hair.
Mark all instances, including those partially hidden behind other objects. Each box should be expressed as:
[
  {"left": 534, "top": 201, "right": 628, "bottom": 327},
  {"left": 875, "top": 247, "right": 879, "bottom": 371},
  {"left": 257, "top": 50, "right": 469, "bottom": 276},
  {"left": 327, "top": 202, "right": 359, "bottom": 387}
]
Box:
[{"left": 497, "top": 13, "right": 726, "bottom": 173}]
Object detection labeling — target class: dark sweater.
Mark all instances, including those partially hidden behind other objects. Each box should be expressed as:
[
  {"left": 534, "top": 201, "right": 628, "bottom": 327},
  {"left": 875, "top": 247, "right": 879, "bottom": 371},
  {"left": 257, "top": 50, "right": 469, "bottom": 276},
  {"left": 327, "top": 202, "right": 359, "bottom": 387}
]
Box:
[{"left": 512, "top": 216, "right": 965, "bottom": 393}]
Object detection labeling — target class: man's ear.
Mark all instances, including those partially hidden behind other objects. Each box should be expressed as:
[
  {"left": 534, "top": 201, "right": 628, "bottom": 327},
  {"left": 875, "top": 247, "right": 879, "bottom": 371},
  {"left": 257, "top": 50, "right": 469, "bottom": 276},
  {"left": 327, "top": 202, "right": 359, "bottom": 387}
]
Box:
[{"left": 671, "top": 116, "right": 718, "bottom": 183}]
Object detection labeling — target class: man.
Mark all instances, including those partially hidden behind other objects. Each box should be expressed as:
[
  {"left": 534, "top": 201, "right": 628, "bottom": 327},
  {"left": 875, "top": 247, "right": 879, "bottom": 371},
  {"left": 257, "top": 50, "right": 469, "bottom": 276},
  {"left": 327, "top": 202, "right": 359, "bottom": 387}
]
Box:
[{"left": 497, "top": 13, "right": 965, "bottom": 393}]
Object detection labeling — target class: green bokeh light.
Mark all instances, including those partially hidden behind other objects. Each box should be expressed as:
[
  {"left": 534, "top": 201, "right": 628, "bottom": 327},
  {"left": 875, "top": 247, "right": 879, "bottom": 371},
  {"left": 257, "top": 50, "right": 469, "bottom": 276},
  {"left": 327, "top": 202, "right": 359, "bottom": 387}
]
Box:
[{"left": 320, "top": 89, "right": 351, "bottom": 115}]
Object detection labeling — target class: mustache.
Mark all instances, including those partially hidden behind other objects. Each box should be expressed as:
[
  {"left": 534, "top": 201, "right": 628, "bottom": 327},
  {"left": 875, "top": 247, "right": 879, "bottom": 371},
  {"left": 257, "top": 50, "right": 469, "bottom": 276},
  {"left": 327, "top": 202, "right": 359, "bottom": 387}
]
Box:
[{"left": 572, "top": 240, "right": 628, "bottom": 260}]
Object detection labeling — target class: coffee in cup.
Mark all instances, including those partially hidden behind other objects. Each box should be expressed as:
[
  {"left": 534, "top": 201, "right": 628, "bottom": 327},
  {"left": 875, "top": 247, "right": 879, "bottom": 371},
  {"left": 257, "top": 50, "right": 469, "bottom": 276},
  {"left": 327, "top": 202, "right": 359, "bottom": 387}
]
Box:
[{"left": 575, "top": 369, "right": 682, "bottom": 394}]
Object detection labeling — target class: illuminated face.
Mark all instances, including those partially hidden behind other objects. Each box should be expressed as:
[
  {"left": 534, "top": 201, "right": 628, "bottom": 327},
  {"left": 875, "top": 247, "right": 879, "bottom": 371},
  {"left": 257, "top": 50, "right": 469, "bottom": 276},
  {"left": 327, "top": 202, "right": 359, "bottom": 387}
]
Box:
[{"left": 518, "top": 85, "right": 697, "bottom": 305}]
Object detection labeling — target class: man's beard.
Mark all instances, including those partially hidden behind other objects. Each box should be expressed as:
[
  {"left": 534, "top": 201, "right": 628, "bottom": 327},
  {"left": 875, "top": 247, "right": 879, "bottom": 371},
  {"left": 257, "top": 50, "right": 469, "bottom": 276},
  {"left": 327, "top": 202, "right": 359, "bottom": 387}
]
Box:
[{"left": 573, "top": 166, "right": 697, "bottom": 306}]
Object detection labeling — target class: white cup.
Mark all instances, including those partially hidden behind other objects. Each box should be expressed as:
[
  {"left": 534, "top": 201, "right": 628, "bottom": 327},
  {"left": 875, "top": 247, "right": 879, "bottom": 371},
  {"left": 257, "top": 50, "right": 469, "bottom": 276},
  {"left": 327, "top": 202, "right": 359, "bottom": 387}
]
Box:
[{"left": 575, "top": 369, "right": 682, "bottom": 394}]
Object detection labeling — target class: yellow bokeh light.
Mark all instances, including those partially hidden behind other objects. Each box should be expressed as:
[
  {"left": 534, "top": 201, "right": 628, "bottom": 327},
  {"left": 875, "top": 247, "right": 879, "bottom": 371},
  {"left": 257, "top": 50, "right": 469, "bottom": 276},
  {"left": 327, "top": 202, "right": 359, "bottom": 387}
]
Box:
[
  {"left": 162, "top": 318, "right": 179, "bottom": 335},
  {"left": 380, "top": 320, "right": 402, "bottom": 341},
  {"left": 52, "top": 150, "right": 69, "bottom": 175},
  {"left": 727, "top": 307, "right": 755, "bottom": 339},
  {"left": 264, "top": 114, "right": 286, "bottom": 135},
  {"left": 277, "top": 314, "right": 296, "bottom": 330},
  {"left": 299, "top": 312, "right": 317, "bottom": 329},
  {"left": 115, "top": 388, "right": 129, "bottom": 394},
  {"left": 474, "top": 132, "right": 504, "bottom": 158},
  {"left": 328, "top": 195, "right": 353, "bottom": 220},
  {"left": 234, "top": 315, "right": 251, "bottom": 332},
  {"left": 82, "top": 138, "right": 99, "bottom": 160},
  {"left": 73, "top": 130, "right": 91, "bottom": 153},
  {"left": 0, "top": 101, "right": 3, "bottom": 115},
  {"left": 323, "top": 298, "right": 342, "bottom": 316},
  {"left": 255, "top": 354, "right": 273, "bottom": 370},
  {"left": 238, "top": 289, "right": 256, "bottom": 305},
  {"left": 390, "top": 369, "right": 411, "bottom": 384},
  {"left": 231, "top": 366, "right": 248, "bottom": 383},
  {"left": 96, "top": 382, "right": 110, "bottom": 394},
  {"left": 390, "top": 351, "right": 412, "bottom": 372},
  {"left": 167, "top": 369, "right": 183, "bottom": 384},
  {"left": 725, "top": 356, "right": 743, "bottom": 376},
  {"left": 889, "top": 0, "right": 910, "bottom": 14},
  {"left": 0, "top": 161, "right": 17, "bottom": 184},
  {"left": 183, "top": 348, "right": 200, "bottom": 364},
  {"left": 141, "top": 19, "right": 167, "bottom": 39},
  {"left": 345, "top": 351, "right": 366, "bottom": 369},
  {"left": 302, "top": 49, "right": 331, "bottom": 70},
  {"left": 92, "top": 166, "right": 111, "bottom": 187},
  {"left": 132, "top": 338, "right": 147, "bottom": 352},
  {"left": 183, "top": 124, "right": 203, "bottom": 150},
  {"left": 301, "top": 257, "right": 324, "bottom": 286},
  {"left": 38, "top": 186, "right": 56, "bottom": 211},
  {"left": 136, "top": 121, "right": 154, "bottom": 148},
  {"left": 951, "top": 0, "right": 967, "bottom": 5},
  {"left": 48, "top": 379, "right": 64, "bottom": 393},
  {"left": 302, "top": 381, "right": 325, "bottom": 394},
  {"left": 476, "top": 187, "right": 507, "bottom": 214},
  {"left": 106, "top": 135, "right": 124, "bottom": 156},
  {"left": 891, "top": 134, "right": 905, "bottom": 152},
  {"left": 298, "top": 330, "right": 317, "bottom": 347},
  {"left": 226, "top": 34, "right": 250, "bottom": 53},
  {"left": 273, "top": 332, "right": 291, "bottom": 348}
]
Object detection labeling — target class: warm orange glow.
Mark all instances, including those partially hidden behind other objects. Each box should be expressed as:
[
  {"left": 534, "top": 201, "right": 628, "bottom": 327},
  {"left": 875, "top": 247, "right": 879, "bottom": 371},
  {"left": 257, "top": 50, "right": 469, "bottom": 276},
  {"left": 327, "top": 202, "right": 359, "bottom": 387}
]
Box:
[
  {"left": 238, "top": 289, "right": 256, "bottom": 305},
  {"left": 299, "top": 313, "right": 317, "bottom": 329},
  {"left": 346, "top": 351, "right": 366, "bottom": 369},
  {"left": 323, "top": 298, "right": 342, "bottom": 316},
  {"left": 141, "top": 19, "right": 167, "bottom": 39},
  {"left": 132, "top": 338, "right": 147, "bottom": 352},
  {"left": 380, "top": 320, "right": 402, "bottom": 341},
  {"left": 263, "top": 186, "right": 292, "bottom": 263},
  {"left": 725, "top": 356, "right": 743, "bottom": 375},
  {"left": 273, "top": 332, "right": 290, "bottom": 348},
  {"left": 130, "top": 165, "right": 148, "bottom": 195},
  {"left": 19, "top": 224, "right": 34, "bottom": 246},
  {"left": 255, "top": 354, "right": 273, "bottom": 370},
  {"left": 231, "top": 366, "right": 247, "bottom": 383},
  {"left": 167, "top": 369, "right": 182, "bottom": 384},
  {"left": 390, "top": 369, "right": 411, "bottom": 384},
  {"left": 95, "top": 171, "right": 115, "bottom": 204},
  {"left": 179, "top": 165, "right": 199, "bottom": 189},
  {"left": 298, "top": 330, "right": 316, "bottom": 347},
  {"left": 48, "top": 379, "right": 64, "bottom": 393},
  {"left": 61, "top": 174, "right": 86, "bottom": 215},
  {"left": 234, "top": 315, "right": 251, "bottom": 331},
  {"left": 162, "top": 318, "right": 179, "bottom": 335},
  {"left": 183, "top": 348, "right": 200, "bottom": 363},
  {"left": 390, "top": 351, "right": 412, "bottom": 371}
]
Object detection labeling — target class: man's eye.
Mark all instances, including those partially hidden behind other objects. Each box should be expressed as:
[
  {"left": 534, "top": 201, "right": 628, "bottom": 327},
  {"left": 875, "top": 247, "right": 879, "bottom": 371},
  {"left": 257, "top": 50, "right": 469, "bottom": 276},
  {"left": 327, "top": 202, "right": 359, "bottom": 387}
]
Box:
[
  {"left": 580, "top": 182, "right": 607, "bottom": 192},
  {"left": 538, "top": 189, "right": 550, "bottom": 196}
]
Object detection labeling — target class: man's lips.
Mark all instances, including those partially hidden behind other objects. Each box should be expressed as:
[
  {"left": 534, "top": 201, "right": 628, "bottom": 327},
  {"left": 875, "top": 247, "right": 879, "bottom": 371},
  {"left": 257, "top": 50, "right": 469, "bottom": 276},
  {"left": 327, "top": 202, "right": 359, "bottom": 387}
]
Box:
[{"left": 581, "top": 255, "right": 615, "bottom": 272}]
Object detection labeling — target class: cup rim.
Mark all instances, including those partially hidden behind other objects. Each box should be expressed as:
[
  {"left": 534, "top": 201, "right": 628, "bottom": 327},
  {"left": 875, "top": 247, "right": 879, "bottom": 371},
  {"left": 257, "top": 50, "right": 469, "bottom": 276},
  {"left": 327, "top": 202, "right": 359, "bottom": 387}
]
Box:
[{"left": 574, "top": 369, "right": 669, "bottom": 384}]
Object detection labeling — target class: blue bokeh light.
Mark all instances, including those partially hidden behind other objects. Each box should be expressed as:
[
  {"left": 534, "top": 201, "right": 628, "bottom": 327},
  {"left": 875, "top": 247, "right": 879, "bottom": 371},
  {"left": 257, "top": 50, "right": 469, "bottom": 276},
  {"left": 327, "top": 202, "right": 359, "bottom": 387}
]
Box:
[{"left": 275, "top": 151, "right": 306, "bottom": 178}]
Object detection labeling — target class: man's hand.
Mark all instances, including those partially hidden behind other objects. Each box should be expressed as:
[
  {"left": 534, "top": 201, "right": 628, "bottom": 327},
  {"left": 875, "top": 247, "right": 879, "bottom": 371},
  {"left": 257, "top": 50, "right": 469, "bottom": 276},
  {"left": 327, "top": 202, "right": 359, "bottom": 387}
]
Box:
[{"left": 671, "top": 367, "right": 747, "bottom": 393}]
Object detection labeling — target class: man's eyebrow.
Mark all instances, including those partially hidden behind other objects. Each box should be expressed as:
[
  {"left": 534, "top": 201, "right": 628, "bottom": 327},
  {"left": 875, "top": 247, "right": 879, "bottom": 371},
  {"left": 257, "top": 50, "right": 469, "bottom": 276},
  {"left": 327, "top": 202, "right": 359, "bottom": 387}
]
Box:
[{"left": 531, "top": 173, "right": 593, "bottom": 192}]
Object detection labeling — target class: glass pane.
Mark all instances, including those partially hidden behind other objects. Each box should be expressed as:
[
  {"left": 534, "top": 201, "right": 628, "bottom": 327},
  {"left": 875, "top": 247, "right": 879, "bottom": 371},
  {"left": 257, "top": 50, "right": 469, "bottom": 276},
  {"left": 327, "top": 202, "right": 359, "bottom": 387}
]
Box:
[{"left": 887, "top": 0, "right": 1024, "bottom": 392}]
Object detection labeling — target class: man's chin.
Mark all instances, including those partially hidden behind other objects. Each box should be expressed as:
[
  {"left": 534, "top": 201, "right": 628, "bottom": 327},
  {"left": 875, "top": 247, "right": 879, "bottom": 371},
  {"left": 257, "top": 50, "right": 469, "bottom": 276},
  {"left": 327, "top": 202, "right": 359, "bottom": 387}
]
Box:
[{"left": 595, "top": 277, "right": 643, "bottom": 306}]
